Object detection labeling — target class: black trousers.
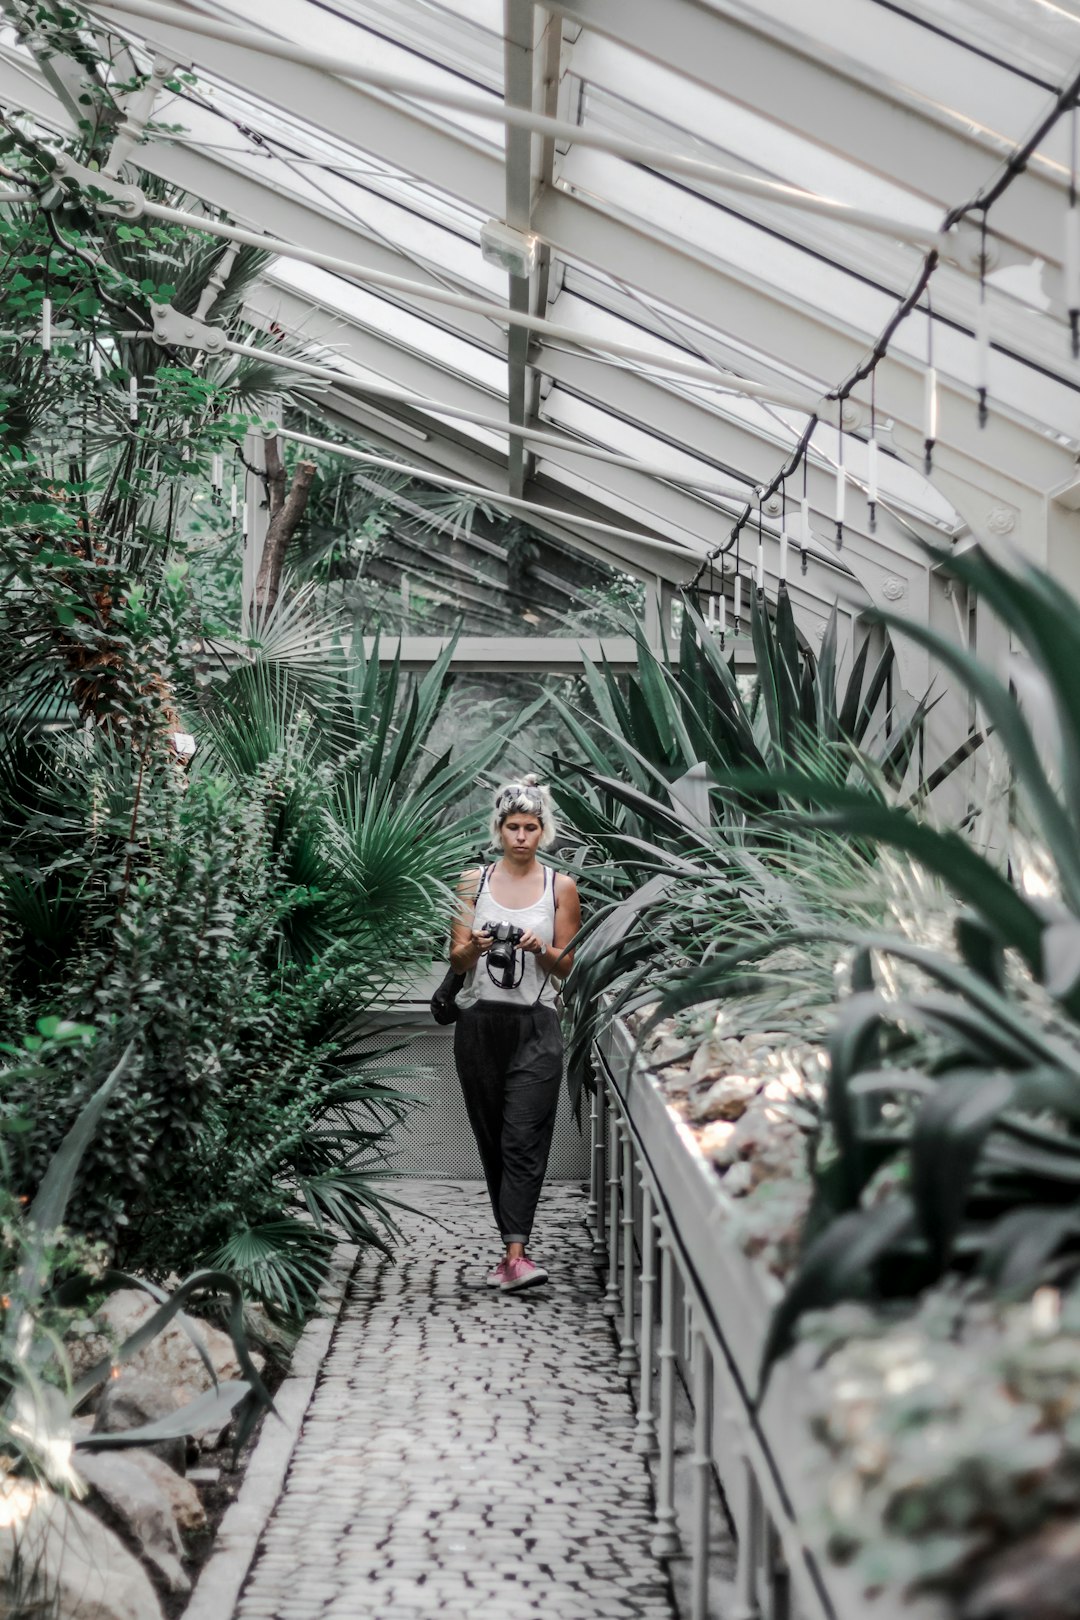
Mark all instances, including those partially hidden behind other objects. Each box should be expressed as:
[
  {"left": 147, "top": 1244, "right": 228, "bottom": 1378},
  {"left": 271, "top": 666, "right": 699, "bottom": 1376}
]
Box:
[{"left": 453, "top": 1002, "right": 563, "bottom": 1246}]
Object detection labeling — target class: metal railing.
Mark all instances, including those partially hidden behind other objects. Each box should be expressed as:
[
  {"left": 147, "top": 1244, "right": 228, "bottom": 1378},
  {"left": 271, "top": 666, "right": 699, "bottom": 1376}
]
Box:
[{"left": 587, "top": 1020, "right": 891, "bottom": 1620}]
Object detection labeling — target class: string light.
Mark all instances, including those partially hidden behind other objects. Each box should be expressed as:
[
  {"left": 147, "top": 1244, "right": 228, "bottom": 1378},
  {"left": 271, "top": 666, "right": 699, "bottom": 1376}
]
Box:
[
  {"left": 733, "top": 569, "right": 742, "bottom": 634},
  {"left": 835, "top": 429, "right": 845, "bottom": 548},
  {"left": 687, "top": 67, "right": 1080, "bottom": 599},
  {"left": 756, "top": 497, "right": 765, "bottom": 591},
  {"left": 800, "top": 452, "right": 810, "bottom": 576},
  {"left": 90, "top": 344, "right": 102, "bottom": 383},
  {"left": 128, "top": 375, "right": 138, "bottom": 422},
  {"left": 211, "top": 451, "right": 223, "bottom": 502},
  {"left": 40, "top": 294, "right": 51, "bottom": 355}
]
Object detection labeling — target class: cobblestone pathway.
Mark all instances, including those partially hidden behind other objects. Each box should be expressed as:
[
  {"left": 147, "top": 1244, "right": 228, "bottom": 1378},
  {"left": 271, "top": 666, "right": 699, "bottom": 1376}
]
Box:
[{"left": 237, "top": 1179, "right": 676, "bottom": 1620}]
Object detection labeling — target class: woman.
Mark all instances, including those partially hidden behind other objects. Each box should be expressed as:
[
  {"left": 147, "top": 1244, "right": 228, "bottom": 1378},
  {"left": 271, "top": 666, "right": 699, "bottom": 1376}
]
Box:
[{"left": 449, "top": 775, "right": 581, "bottom": 1293}]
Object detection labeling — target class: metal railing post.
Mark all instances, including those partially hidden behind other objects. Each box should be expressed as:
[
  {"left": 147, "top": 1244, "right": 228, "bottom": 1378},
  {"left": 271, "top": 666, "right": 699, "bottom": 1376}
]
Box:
[
  {"left": 650, "top": 1224, "right": 681, "bottom": 1558},
  {"left": 731, "top": 1459, "right": 763, "bottom": 1620},
  {"left": 592, "top": 1080, "right": 607, "bottom": 1259},
  {"left": 690, "top": 1325, "right": 715, "bottom": 1620},
  {"left": 603, "top": 1103, "right": 621, "bottom": 1318},
  {"left": 586, "top": 1080, "right": 599, "bottom": 1233},
  {"left": 764, "top": 1519, "right": 790, "bottom": 1620},
  {"left": 633, "top": 1178, "right": 658, "bottom": 1456},
  {"left": 617, "top": 1122, "right": 638, "bottom": 1374}
]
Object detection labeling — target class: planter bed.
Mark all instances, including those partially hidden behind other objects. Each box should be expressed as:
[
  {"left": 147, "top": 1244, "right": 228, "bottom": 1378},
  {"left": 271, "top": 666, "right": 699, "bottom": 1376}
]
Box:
[{"left": 599, "top": 1016, "right": 947, "bottom": 1620}]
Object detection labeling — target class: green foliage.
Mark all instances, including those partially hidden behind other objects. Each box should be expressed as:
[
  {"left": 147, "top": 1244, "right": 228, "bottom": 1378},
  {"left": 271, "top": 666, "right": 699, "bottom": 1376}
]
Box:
[
  {"left": 554, "top": 590, "right": 923, "bottom": 1108},
  {"left": 0, "top": 1033, "right": 271, "bottom": 1494},
  {"left": 757, "top": 546, "right": 1080, "bottom": 1375},
  {"left": 0, "top": 120, "right": 497, "bottom": 1320}
]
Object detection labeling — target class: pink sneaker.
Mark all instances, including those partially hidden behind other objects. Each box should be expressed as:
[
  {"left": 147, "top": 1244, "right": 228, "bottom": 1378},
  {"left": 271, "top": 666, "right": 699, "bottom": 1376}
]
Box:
[
  {"left": 487, "top": 1258, "right": 510, "bottom": 1287},
  {"left": 500, "top": 1256, "right": 548, "bottom": 1292}
]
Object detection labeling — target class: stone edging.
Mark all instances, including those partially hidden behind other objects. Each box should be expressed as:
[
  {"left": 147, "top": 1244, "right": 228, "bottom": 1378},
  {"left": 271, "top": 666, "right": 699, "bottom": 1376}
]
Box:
[{"left": 180, "top": 1241, "right": 358, "bottom": 1620}]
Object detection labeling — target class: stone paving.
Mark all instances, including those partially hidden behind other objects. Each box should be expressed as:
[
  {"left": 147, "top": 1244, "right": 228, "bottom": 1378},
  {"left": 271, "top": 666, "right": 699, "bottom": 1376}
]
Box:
[{"left": 236, "top": 1179, "right": 677, "bottom": 1620}]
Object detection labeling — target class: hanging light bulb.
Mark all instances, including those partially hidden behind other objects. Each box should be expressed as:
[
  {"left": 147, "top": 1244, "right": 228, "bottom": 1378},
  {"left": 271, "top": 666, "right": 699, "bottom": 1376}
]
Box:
[
  {"left": 128, "top": 375, "right": 138, "bottom": 422},
  {"left": 241, "top": 499, "right": 248, "bottom": 537},
  {"left": 923, "top": 366, "right": 938, "bottom": 474},
  {"left": 800, "top": 493, "right": 811, "bottom": 576},
  {"left": 923, "top": 292, "right": 937, "bottom": 473},
  {"left": 718, "top": 588, "right": 726, "bottom": 638},
  {"left": 779, "top": 521, "right": 789, "bottom": 584},
  {"left": 974, "top": 299, "right": 991, "bottom": 427},
  {"left": 230, "top": 481, "right": 238, "bottom": 522},
  {"left": 1068, "top": 110, "right": 1080, "bottom": 359},
  {"left": 90, "top": 345, "right": 102, "bottom": 383},
  {"left": 834, "top": 456, "right": 845, "bottom": 549},
  {"left": 733, "top": 572, "right": 742, "bottom": 632},
  {"left": 40, "top": 295, "right": 52, "bottom": 356},
  {"left": 211, "top": 452, "right": 223, "bottom": 503},
  {"left": 756, "top": 534, "right": 765, "bottom": 591},
  {"left": 1067, "top": 200, "right": 1080, "bottom": 360},
  {"left": 867, "top": 434, "right": 879, "bottom": 534},
  {"left": 975, "top": 213, "right": 991, "bottom": 427}
]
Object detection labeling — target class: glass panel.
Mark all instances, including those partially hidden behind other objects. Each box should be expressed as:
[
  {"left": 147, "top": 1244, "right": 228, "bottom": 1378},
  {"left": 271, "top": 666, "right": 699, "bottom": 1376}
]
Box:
[
  {"left": 287, "top": 412, "right": 640, "bottom": 636},
  {"left": 203, "top": 0, "right": 506, "bottom": 144}
]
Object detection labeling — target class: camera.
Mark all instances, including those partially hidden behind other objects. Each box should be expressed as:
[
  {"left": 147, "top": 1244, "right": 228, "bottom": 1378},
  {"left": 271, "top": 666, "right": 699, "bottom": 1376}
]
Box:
[{"left": 482, "top": 921, "right": 525, "bottom": 989}]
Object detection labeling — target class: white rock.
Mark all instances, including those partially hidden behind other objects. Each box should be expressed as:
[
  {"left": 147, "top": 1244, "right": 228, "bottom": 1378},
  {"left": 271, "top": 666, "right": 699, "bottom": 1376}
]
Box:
[
  {"left": 92, "top": 1372, "right": 185, "bottom": 1474},
  {"left": 687, "top": 1035, "right": 744, "bottom": 1083},
  {"left": 121, "top": 1449, "right": 207, "bottom": 1534},
  {"left": 73, "top": 1451, "right": 190, "bottom": 1594},
  {"left": 0, "top": 1478, "right": 164, "bottom": 1620},
  {"left": 688, "top": 1073, "right": 759, "bottom": 1124},
  {"left": 719, "top": 1160, "right": 754, "bottom": 1196},
  {"left": 69, "top": 1289, "right": 263, "bottom": 1409}
]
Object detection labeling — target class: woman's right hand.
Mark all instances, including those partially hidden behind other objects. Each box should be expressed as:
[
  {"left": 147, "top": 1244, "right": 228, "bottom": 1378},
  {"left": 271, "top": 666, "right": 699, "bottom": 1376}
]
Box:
[{"left": 471, "top": 928, "right": 493, "bottom": 953}]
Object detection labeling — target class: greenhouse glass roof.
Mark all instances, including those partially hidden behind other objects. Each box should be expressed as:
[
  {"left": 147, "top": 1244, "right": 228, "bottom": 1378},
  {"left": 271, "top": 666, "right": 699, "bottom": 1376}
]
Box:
[{"left": 4, "top": 0, "right": 1080, "bottom": 660}]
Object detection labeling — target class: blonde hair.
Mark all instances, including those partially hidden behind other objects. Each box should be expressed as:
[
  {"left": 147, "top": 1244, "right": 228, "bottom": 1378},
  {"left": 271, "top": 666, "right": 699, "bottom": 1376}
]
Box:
[{"left": 488, "top": 773, "right": 557, "bottom": 850}]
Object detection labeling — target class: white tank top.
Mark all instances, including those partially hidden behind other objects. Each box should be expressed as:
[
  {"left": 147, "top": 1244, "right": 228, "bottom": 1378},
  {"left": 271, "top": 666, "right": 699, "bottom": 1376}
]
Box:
[{"left": 459, "top": 864, "right": 558, "bottom": 1008}]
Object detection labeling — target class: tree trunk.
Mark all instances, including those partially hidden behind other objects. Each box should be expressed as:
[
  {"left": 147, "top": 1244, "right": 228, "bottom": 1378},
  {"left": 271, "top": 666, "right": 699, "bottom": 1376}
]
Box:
[{"left": 252, "top": 436, "right": 316, "bottom": 617}]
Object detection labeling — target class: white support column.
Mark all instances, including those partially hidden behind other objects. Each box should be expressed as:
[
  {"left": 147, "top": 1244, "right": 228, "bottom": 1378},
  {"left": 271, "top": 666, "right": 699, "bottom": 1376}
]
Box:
[
  {"left": 690, "top": 1324, "right": 715, "bottom": 1620},
  {"left": 617, "top": 1123, "right": 638, "bottom": 1376},
  {"left": 633, "top": 1177, "right": 658, "bottom": 1457},
  {"left": 651, "top": 1224, "right": 681, "bottom": 1559}
]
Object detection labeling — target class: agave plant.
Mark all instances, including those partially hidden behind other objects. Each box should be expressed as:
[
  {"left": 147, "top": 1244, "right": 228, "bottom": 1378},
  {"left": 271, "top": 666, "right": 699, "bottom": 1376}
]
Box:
[
  {"left": 725, "top": 545, "right": 1080, "bottom": 1380},
  {"left": 554, "top": 586, "right": 927, "bottom": 1107}
]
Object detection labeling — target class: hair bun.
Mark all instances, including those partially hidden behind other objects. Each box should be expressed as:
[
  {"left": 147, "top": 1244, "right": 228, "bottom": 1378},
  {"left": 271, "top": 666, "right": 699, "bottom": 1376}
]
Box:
[{"left": 521, "top": 772, "right": 540, "bottom": 787}]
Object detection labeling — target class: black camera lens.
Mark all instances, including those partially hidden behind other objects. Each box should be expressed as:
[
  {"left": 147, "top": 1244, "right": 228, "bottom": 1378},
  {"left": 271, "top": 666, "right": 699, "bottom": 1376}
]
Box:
[{"left": 484, "top": 922, "right": 525, "bottom": 988}]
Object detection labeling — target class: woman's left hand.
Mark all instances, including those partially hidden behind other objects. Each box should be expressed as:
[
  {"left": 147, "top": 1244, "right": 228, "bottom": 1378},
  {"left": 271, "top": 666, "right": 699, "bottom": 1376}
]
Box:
[{"left": 517, "top": 929, "right": 546, "bottom": 958}]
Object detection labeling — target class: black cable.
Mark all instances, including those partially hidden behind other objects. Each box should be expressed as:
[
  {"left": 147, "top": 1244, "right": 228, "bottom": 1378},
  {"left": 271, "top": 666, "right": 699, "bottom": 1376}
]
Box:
[{"left": 943, "top": 62, "right": 1080, "bottom": 229}]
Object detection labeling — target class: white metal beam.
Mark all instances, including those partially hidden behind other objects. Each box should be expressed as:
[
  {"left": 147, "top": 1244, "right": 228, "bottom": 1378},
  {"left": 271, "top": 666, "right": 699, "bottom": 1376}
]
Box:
[
  {"left": 548, "top": 0, "right": 1070, "bottom": 271},
  {"left": 87, "top": 0, "right": 950, "bottom": 249}
]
